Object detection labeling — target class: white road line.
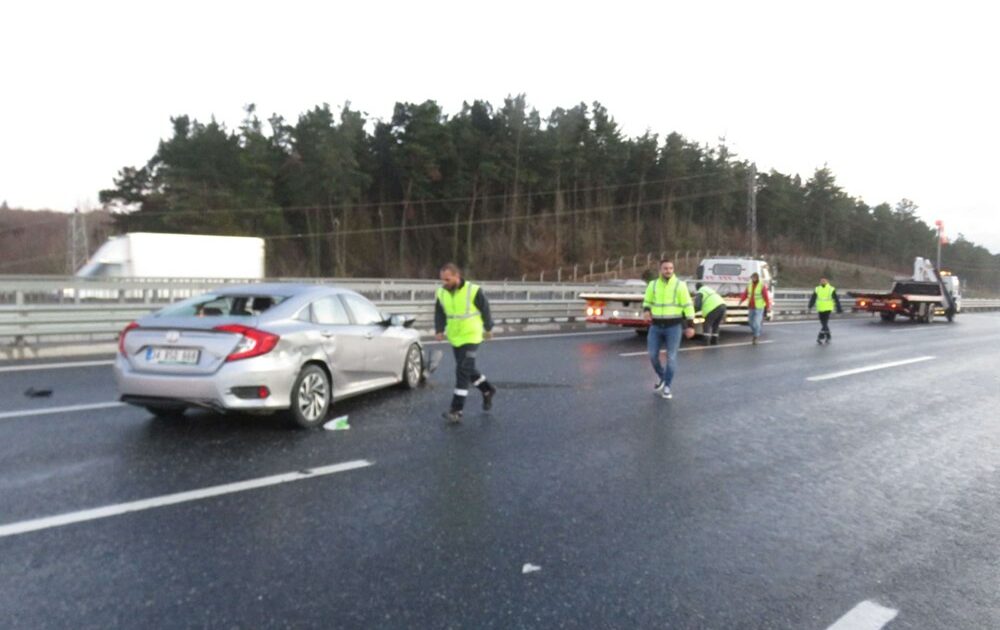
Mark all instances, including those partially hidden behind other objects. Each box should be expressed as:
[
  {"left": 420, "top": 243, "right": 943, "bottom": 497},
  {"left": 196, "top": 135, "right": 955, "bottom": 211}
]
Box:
[
  {"left": 0, "top": 359, "right": 114, "bottom": 373},
  {"left": 0, "top": 402, "right": 126, "bottom": 420},
  {"left": 826, "top": 600, "right": 898, "bottom": 630},
  {"left": 426, "top": 329, "right": 631, "bottom": 345},
  {"left": 806, "top": 356, "right": 935, "bottom": 382},
  {"left": 0, "top": 459, "right": 373, "bottom": 539},
  {"left": 619, "top": 340, "right": 774, "bottom": 357}
]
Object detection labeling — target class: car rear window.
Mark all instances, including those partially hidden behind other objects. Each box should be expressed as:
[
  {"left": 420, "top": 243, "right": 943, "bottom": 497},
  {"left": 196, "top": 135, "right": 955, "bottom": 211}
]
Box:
[{"left": 156, "top": 294, "right": 287, "bottom": 318}]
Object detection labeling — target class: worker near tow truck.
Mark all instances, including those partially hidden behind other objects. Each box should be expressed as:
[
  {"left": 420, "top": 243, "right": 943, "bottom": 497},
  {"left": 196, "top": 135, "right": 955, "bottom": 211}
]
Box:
[
  {"left": 808, "top": 278, "right": 843, "bottom": 344},
  {"left": 643, "top": 259, "right": 696, "bottom": 400},
  {"left": 694, "top": 283, "right": 727, "bottom": 346},
  {"left": 435, "top": 263, "right": 497, "bottom": 424},
  {"left": 738, "top": 272, "right": 771, "bottom": 345}
]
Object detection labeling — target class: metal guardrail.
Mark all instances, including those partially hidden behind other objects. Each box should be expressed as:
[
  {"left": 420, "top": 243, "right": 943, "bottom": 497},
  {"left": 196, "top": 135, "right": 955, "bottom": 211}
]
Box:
[{"left": 1, "top": 276, "right": 998, "bottom": 356}]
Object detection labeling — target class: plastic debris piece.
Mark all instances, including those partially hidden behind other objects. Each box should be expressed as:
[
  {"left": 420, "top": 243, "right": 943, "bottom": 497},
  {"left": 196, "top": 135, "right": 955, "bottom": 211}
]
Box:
[
  {"left": 522, "top": 563, "right": 541, "bottom": 574},
  {"left": 24, "top": 387, "right": 53, "bottom": 398},
  {"left": 323, "top": 415, "right": 350, "bottom": 431}
]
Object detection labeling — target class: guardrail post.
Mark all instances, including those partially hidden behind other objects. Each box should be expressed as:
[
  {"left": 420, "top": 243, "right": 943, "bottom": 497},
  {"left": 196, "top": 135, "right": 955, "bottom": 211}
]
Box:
[{"left": 15, "top": 289, "right": 24, "bottom": 307}]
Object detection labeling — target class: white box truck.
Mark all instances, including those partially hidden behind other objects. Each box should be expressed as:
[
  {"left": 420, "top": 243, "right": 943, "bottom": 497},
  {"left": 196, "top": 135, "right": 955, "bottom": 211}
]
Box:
[{"left": 76, "top": 233, "right": 265, "bottom": 279}]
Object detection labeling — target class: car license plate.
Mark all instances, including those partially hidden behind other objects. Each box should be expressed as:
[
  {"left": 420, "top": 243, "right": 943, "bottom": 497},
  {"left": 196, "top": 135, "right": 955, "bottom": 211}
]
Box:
[{"left": 146, "top": 347, "right": 200, "bottom": 365}]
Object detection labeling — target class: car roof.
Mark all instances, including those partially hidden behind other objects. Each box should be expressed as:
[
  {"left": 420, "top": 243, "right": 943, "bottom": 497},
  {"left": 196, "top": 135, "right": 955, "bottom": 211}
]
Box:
[{"left": 211, "top": 283, "right": 358, "bottom": 298}]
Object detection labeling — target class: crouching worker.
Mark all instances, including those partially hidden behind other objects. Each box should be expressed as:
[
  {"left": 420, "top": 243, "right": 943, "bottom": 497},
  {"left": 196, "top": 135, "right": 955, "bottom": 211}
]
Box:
[{"left": 695, "top": 283, "right": 727, "bottom": 345}]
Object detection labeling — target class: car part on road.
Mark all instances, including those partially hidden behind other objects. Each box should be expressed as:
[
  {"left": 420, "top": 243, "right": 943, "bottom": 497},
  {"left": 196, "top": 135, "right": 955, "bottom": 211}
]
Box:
[
  {"left": 24, "top": 387, "right": 53, "bottom": 398},
  {"left": 288, "top": 365, "right": 331, "bottom": 429}
]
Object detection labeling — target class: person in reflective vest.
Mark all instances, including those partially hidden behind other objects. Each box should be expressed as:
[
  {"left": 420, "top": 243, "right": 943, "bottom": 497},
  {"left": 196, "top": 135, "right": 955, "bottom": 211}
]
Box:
[
  {"left": 694, "top": 283, "right": 727, "bottom": 346},
  {"left": 808, "top": 277, "right": 843, "bottom": 344},
  {"left": 642, "top": 259, "right": 696, "bottom": 399},
  {"left": 738, "top": 272, "right": 771, "bottom": 344},
  {"left": 435, "top": 262, "right": 497, "bottom": 424}
]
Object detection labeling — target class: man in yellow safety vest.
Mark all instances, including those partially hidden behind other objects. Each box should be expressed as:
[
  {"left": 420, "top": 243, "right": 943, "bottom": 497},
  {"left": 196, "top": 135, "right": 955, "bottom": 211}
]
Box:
[
  {"left": 695, "top": 283, "right": 727, "bottom": 345},
  {"left": 808, "top": 277, "right": 843, "bottom": 344},
  {"left": 435, "top": 262, "right": 497, "bottom": 424},
  {"left": 643, "top": 259, "right": 696, "bottom": 399}
]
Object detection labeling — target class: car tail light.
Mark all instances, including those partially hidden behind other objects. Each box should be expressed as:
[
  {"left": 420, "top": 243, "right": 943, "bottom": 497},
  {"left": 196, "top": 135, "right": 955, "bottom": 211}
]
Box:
[
  {"left": 214, "top": 325, "right": 280, "bottom": 362},
  {"left": 586, "top": 306, "right": 595, "bottom": 317},
  {"left": 118, "top": 321, "right": 139, "bottom": 356}
]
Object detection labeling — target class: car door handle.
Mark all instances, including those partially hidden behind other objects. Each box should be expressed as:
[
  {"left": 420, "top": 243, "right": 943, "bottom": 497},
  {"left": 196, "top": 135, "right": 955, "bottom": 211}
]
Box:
[{"left": 321, "top": 331, "right": 335, "bottom": 338}]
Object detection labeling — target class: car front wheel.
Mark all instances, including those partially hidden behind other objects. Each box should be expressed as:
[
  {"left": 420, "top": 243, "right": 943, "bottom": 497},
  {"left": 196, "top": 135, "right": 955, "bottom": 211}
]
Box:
[
  {"left": 289, "top": 365, "right": 331, "bottom": 429},
  {"left": 402, "top": 344, "right": 423, "bottom": 389}
]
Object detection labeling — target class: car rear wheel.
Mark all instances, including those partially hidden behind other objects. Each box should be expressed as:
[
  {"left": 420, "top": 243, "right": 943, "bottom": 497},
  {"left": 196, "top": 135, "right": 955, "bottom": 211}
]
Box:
[
  {"left": 144, "top": 405, "right": 186, "bottom": 419},
  {"left": 402, "top": 344, "right": 423, "bottom": 389},
  {"left": 289, "top": 365, "right": 331, "bottom": 429}
]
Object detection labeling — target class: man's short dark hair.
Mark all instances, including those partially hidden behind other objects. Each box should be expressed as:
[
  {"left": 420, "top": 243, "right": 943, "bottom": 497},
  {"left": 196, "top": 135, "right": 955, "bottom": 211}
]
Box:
[
  {"left": 659, "top": 259, "right": 673, "bottom": 266},
  {"left": 440, "top": 262, "right": 462, "bottom": 275}
]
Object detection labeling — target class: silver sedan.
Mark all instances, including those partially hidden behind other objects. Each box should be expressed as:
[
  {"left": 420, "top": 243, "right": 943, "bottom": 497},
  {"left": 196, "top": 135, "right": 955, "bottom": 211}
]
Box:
[{"left": 114, "top": 284, "right": 424, "bottom": 428}]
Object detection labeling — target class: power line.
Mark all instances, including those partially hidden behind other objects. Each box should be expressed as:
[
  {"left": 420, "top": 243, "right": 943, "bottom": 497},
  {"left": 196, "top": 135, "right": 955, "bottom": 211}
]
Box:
[
  {"left": 103, "top": 172, "right": 732, "bottom": 220},
  {"left": 262, "top": 188, "right": 743, "bottom": 241}
]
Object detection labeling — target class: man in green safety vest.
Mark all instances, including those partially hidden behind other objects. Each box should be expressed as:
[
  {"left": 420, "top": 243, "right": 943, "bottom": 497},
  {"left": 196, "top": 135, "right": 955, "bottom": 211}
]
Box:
[
  {"left": 694, "top": 283, "right": 727, "bottom": 346},
  {"left": 808, "top": 277, "right": 843, "bottom": 344},
  {"left": 435, "top": 262, "right": 497, "bottom": 424},
  {"left": 643, "top": 259, "right": 696, "bottom": 399}
]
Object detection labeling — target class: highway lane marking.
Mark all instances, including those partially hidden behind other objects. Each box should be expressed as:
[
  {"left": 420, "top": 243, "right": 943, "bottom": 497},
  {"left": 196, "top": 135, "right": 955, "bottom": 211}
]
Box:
[
  {"left": 426, "top": 330, "right": 632, "bottom": 345},
  {"left": 806, "top": 356, "right": 935, "bottom": 382},
  {"left": 0, "top": 359, "right": 114, "bottom": 373},
  {"left": 619, "top": 340, "right": 774, "bottom": 356},
  {"left": 0, "top": 401, "right": 127, "bottom": 420},
  {"left": 826, "top": 600, "right": 898, "bottom": 630},
  {"left": 0, "top": 459, "right": 373, "bottom": 539}
]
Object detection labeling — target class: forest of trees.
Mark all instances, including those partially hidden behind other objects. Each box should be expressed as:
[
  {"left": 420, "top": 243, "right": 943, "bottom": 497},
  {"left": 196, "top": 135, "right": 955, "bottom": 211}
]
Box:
[{"left": 98, "top": 96, "right": 1000, "bottom": 289}]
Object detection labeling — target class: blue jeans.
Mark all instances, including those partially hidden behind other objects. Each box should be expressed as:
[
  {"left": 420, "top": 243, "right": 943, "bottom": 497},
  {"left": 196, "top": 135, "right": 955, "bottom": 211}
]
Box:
[
  {"left": 748, "top": 308, "right": 765, "bottom": 338},
  {"left": 647, "top": 323, "right": 683, "bottom": 387}
]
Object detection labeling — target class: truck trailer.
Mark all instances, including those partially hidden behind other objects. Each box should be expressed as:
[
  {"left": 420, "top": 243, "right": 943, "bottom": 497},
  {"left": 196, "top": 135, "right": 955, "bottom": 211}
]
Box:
[{"left": 76, "top": 233, "right": 266, "bottom": 279}]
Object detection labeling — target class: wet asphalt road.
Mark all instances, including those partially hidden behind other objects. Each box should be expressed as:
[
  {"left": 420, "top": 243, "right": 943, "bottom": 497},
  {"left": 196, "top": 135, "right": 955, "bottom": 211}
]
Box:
[{"left": 1, "top": 314, "right": 998, "bottom": 629}]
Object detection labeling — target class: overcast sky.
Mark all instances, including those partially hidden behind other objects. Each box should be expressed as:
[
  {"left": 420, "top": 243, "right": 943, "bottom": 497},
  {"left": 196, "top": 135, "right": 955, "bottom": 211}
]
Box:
[{"left": 2, "top": 0, "right": 998, "bottom": 252}]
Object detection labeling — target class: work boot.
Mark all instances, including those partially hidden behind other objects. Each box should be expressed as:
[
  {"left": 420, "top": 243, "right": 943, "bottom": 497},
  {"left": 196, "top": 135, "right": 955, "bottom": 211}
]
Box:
[
  {"left": 442, "top": 410, "right": 463, "bottom": 425},
  {"left": 482, "top": 384, "right": 497, "bottom": 411}
]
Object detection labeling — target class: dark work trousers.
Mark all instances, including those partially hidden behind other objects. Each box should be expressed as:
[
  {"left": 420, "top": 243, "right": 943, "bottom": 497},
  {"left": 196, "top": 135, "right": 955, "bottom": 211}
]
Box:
[
  {"left": 818, "top": 311, "right": 832, "bottom": 340},
  {"left": 450, "top": 343, "right": 491, "bottom": 411},
  {"left": 703, "top": 306, "right": 726, "bottom": 344}
]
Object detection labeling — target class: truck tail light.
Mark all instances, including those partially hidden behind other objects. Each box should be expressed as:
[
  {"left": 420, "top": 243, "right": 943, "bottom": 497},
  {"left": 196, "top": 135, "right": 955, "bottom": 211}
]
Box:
[
  {"left": 214, "top": 325, "right": 280, "bottom": 362},
  {"left": 118, "top": 321, "right": 139, "bottom": 356}
]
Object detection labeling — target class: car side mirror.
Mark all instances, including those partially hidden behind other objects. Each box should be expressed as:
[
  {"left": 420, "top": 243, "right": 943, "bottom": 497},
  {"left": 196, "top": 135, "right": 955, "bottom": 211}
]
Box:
[{"left": 388, "top": 314, "right": 416, "bottom": 328}]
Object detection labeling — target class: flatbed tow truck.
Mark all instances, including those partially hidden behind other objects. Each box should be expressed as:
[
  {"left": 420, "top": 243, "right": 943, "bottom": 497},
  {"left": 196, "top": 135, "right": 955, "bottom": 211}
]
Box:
[
  {"left": 579, "top": 257, "right": 775, "bottom": 335},
  {"left": 849, "top": 257, "right": 960, "bottom": 323}
]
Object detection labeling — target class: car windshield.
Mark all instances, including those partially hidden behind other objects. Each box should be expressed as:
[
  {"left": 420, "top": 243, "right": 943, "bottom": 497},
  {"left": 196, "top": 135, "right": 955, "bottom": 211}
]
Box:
[{"left": 155, "top": 294, "right": 287, "bottom": 318}]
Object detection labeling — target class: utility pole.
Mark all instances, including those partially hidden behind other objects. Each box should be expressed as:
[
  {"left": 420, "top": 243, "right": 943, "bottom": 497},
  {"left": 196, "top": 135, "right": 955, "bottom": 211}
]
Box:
[
  {"left": 934, "top": 219, "right": 945, "bottom": 270},
  {"left": 67, "top": 208, "right": 89, "bottom": 274},
  {"left": 747, "top": 162, "right": 757, "bottom": 257}
]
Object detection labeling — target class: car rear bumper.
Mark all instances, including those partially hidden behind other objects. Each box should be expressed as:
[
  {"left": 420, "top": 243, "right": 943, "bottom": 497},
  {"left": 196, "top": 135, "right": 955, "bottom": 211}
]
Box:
[{"left": 113, "top": 355, "right": 297, "bottom": 411}]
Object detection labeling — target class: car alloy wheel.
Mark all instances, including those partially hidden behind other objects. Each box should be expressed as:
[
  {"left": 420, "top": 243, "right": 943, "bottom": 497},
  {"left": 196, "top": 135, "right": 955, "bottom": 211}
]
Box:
[{"left": 403, "top": 344, "right": 423, "bottom": 389}]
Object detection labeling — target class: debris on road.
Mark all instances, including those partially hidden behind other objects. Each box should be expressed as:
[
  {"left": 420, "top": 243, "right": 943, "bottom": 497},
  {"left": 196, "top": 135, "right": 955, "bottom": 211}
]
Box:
[
  {"left": 24, "top": 387, "right": 53, "bottom": 398},
  {"left": 522, "top": 563, "right": 542, "bottom": 574},
  {"left": 323, "top": 416, "right": 350, "bottom": 431}
]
